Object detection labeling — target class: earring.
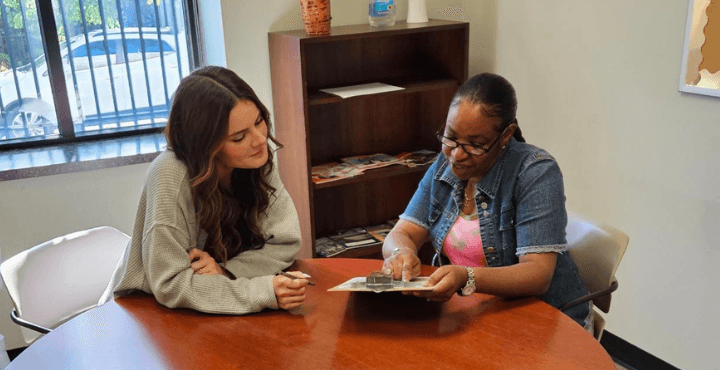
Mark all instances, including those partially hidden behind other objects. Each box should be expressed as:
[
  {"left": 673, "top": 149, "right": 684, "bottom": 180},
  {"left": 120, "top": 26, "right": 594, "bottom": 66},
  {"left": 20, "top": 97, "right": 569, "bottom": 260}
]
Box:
[{"left": 502, "top": 145, "right": 507, "bottom": 149}]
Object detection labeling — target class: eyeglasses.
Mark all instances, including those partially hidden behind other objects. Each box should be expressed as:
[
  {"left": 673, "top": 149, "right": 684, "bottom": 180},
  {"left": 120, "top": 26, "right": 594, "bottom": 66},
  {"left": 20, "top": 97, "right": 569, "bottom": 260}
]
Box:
[{"left": 436, "top": 127, "right": 507, "bottom": 156}]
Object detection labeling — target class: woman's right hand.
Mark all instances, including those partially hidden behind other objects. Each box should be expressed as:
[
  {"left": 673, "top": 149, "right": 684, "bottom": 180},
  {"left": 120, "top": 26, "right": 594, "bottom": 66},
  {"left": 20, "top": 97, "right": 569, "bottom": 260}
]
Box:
[
  {"left": 273, "top": 271, "right": 308, "bottom": 310},
  {"left": 382, "top": 248, "right": 421, "bottom": 282},
  {"left": 381, "top": 220, "right": 428, "bottom": 282}
]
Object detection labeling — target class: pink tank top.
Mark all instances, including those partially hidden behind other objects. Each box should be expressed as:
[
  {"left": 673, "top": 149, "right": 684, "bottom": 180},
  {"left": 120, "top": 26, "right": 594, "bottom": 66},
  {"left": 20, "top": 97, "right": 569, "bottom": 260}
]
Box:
[{"left": 442, "top": 212, "right": 488, "bottom": 267}]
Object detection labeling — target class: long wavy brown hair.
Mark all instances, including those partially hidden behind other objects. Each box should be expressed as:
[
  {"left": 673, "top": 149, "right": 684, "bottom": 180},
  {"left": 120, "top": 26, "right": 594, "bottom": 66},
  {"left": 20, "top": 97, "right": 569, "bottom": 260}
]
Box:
[{"left": 165, "top": 66, "right": 281, "bottom": 264}]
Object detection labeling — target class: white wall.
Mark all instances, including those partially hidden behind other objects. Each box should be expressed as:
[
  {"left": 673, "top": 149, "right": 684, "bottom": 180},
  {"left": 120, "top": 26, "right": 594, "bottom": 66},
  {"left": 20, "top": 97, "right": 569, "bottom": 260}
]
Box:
[
  {"left": 197, "top": 0, "right": 227, "bottom": 67},
  {"left": 486, "top": 2, "right": 719, "bottom": 369}
]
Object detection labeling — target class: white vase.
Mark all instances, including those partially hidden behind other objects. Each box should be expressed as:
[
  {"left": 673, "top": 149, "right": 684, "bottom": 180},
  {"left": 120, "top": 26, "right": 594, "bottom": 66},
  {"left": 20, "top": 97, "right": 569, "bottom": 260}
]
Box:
[{"left": 407, "top": 0, "right": 428, "bottom": 23}]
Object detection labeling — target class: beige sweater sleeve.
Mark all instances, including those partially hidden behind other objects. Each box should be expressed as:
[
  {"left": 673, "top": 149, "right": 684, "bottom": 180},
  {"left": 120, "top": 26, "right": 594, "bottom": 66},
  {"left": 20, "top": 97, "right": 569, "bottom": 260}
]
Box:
[
  {"left": 102, "top": 151, "right": 301, "bottom": 315},
  {"left": 141, "top": 224, "right": 278, "bottom": 314}
]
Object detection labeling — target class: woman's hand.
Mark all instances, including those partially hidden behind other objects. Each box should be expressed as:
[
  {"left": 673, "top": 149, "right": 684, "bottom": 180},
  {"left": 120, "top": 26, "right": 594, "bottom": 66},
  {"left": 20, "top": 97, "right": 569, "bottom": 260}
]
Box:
[
  {"left": 382, "top": 248, "right": 421, "bottom": 282},
  {"left": 413, "top": 265, "right": 469, "bottom": 302},
  {"left": 381, "top": 220, "right": 428, "bottom": 282},
  {"left": 273, "top": 271, "right": 308, "bottom": 310},
  {"left": 188, "top": 248, "right": 225, "bottom": 276}
]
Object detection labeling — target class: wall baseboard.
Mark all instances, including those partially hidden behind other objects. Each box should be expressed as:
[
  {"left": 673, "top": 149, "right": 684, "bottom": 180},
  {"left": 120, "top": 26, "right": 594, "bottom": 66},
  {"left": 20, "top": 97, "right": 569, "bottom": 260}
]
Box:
[{"left": 600, "top": 330, "right": 680, "bottom": 370}]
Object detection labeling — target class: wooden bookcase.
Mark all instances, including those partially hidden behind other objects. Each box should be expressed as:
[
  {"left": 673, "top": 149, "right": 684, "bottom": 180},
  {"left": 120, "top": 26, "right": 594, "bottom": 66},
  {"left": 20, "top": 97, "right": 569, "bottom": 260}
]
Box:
[{"left": 268, "top": 20, "right": 469, "bottom": 259}]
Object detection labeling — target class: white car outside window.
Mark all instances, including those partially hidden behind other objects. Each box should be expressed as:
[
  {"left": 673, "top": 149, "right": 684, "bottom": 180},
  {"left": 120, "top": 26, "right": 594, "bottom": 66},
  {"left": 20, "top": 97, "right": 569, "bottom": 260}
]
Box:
[{"left": 1, "top": 27, "right": 188, "bottom": 140}]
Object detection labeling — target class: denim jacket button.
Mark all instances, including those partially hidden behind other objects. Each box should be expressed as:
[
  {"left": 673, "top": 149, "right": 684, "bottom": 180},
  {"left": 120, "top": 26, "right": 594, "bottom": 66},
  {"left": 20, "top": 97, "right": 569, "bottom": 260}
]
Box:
[
  {"left": 480, "top": 202, "right": 488, "bottom": 209},
  {"left": 487, "top": 247, "right": 495, "bottom": 253},
  {"left": 483, "top": 211, "right": 490, "bottom": 217}
]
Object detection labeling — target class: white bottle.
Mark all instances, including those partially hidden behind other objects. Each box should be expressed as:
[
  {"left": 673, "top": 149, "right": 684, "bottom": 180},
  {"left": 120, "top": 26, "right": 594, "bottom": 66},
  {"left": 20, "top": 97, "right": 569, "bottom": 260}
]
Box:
[
  {"left": 407, "top": 0, "right": 428, "bottom": 23},
  {"left": 369, "top": 0, "right": 396, "bottom": 27}
]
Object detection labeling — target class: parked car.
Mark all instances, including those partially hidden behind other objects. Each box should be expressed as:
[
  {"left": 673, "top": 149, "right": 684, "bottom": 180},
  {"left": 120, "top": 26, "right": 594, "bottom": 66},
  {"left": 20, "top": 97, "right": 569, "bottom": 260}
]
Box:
[{"left": 0, "top": 27, "right": 188, "bottom": 140}]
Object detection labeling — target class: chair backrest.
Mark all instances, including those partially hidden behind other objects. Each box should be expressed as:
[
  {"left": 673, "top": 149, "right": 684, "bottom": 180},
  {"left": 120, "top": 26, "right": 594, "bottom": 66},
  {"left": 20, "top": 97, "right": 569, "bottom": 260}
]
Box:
[
  {"left": 565, "top": 212, "right": 629, "bottom": 313},
  {"left": 0, "top": 226, "right": 130, "bottom": 344}
]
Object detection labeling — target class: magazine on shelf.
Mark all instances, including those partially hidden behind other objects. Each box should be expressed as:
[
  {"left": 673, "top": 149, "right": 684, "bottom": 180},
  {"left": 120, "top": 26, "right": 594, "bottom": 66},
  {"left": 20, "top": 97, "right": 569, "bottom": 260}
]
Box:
[
  {"left": 396, "top": 149, "right": 439, "bottom": 167},
  {"left": 311, "top": 162, "right": 364, "bottom": 184},
  {"left": 315, "top": 237, "right": 346, "bottom": 257},
  {"left": 365, "top": 223, "right": 393, "bottom": 242},
  {"left": 340, "top": 153, "right": 404, "bottom": 170},
  {"left": 315, "top": 219, "right": 400, "bottom": 257},
  {"left": 329, "top": 227, "right": 382, "bottom": 250}
]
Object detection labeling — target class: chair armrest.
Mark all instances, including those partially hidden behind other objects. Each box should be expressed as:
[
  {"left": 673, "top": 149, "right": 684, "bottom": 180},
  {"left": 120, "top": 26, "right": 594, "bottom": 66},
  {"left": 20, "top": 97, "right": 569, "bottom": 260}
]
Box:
[
  {"left": 558, "top": 280, "right": 618, "bottom": 313},
  {"left": 10, "top": 309, "right": 51, "bottom": 334}
]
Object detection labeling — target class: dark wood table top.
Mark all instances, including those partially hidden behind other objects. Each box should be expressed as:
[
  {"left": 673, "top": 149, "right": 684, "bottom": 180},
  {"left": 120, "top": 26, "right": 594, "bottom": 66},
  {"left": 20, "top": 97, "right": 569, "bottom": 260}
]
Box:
[{"left": 8, "top": 258, "right": 615, "bottom": 369}]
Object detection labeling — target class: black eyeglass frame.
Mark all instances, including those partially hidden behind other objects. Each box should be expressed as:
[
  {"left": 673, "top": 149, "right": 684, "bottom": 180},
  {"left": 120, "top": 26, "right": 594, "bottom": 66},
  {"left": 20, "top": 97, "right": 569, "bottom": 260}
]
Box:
[{"left": 435, "top": 126, "right": 508, "bottom": 156}]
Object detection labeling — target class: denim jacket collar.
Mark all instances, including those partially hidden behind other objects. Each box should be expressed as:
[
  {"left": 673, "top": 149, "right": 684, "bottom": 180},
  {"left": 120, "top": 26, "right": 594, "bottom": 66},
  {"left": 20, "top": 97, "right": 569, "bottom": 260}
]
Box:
[{"left": 434, "top": 138, "right": 516, "bottom": 201}]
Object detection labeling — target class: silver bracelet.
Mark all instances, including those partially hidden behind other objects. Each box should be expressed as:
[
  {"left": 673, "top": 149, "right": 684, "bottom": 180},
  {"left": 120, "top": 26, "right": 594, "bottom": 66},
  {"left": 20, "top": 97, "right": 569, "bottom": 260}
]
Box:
[{"left": 390, "top": 247, "right": 414, "bottom": 257}]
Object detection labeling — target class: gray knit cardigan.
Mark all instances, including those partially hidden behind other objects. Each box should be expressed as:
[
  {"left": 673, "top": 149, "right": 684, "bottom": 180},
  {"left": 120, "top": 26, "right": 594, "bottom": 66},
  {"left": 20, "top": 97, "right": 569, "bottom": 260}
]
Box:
[{"left": 99, "top": 150, "right": 302, "bottom": 314}]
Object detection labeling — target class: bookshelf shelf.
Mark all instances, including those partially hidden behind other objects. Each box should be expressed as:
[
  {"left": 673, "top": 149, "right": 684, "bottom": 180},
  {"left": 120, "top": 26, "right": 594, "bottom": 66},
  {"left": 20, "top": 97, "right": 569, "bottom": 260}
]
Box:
[
  {"left": 313, "top": 163, "right": 431, "bottom": 190},
  {"left": 269, "top": 20, "right": 469, "bottom": 258},
  {"left": 307, "top": 79, "right": 460, "bottom": 106}
]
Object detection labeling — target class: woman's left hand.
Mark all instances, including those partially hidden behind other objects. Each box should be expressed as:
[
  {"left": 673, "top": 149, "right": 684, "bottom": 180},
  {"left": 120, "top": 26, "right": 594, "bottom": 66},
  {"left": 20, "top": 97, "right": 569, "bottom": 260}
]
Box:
[
  {"left": 413, "top": 265, "right": 468, "bottom": 302},
  {"left": 188, "top": 248, "right": 224, "bottom": 276}
]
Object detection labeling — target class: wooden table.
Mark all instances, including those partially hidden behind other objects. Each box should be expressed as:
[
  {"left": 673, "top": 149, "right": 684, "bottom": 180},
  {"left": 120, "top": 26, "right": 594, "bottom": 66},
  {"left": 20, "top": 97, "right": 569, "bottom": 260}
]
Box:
[{"left": 7, "top": 259, "right": 615, "bottom": 369}]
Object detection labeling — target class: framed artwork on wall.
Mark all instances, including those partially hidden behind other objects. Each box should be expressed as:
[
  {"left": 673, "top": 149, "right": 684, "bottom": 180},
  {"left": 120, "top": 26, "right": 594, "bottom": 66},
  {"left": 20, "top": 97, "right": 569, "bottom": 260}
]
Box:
[{"left": 679, "top": 0, "right": 720, "bottom": 98}]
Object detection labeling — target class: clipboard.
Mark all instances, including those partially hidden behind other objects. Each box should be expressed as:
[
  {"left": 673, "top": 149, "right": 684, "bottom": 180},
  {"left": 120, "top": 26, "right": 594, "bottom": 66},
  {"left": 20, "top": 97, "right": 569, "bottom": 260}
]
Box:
[{"left": 328, "top": 275, "right": 435, "bottom": 293}]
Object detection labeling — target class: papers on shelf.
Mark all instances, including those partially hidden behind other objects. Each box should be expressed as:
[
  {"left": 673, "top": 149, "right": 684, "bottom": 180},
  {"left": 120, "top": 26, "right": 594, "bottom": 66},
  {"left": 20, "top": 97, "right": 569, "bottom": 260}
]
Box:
[
  {"left": 310, "top": 150, "right": 439, "bottom": 185},
  {"left": 396, "top": 149, "right": 438, "bottom": 167},
  {"left": 340, "top": 153, "right": 403, "bottom": 170},
  {"left": 315, "top": 219, "right": 398, "bottom": 258},
  {"left": 319, "top": 82, "right": 405, "bottom": 99},
  {"left": 311, "top": 162, "right": 364, "bottom": 184}
]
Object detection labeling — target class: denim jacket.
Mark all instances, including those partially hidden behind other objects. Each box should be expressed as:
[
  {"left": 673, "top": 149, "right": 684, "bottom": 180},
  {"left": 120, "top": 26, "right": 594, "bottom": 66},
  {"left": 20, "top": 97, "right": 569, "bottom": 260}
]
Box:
[{"left": 400, "top": 138, "right": 590, "bottom": 327}]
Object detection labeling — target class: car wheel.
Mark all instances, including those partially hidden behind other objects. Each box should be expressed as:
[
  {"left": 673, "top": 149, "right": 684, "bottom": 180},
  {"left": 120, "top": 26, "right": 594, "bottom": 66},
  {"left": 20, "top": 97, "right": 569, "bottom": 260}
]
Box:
[{"left": 3, "top": 98, "right": 57, "bottom": 139}]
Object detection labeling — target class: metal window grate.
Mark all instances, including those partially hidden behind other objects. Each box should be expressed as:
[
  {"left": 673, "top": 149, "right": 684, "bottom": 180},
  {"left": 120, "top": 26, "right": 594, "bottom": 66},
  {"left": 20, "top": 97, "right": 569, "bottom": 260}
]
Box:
[{"left": 0, "top": 0, "right": 195, "bottom": 148}]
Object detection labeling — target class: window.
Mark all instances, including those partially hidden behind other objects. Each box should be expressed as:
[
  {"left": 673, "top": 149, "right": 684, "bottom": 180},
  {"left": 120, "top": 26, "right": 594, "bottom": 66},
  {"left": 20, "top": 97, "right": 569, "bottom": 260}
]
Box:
[{"left": 0, "top": 0, "right": 199, "bottom": 149}]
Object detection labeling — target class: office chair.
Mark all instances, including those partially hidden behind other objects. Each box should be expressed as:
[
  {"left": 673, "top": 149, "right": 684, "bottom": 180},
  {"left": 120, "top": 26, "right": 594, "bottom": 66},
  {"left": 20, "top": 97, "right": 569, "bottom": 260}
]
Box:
[
  {"left": 0, "top": 226, "right": 130, "bottom": 345},
  {"left": 559, "top": 212, "right": 629, "bottom": 340}
]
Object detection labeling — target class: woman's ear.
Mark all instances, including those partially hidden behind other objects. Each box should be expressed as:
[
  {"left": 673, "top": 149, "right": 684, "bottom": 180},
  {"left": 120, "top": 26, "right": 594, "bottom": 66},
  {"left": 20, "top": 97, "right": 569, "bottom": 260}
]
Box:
[{"left": 502, "top": 123, "right": 518, "bottom": 147}]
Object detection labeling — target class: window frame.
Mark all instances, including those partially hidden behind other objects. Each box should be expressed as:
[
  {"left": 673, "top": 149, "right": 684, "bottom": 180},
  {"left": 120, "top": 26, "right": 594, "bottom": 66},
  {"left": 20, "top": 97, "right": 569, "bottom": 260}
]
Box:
[{"left": 0, "top": 0, "right": 201, "bottom": 151}]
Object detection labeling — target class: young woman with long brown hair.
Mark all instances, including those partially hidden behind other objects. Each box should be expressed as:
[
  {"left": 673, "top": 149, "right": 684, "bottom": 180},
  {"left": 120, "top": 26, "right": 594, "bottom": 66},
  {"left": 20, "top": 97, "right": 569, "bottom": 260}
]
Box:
[{"left": 101, "top": 66, "right": 307, "bottom": 314}]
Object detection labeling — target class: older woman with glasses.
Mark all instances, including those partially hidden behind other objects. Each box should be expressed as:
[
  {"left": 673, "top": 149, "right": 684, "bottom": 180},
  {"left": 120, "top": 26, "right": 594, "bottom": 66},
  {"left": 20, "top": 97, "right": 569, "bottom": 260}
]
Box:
[{"left": 381, "top": 73, "right": 592, "bottom": 330}]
